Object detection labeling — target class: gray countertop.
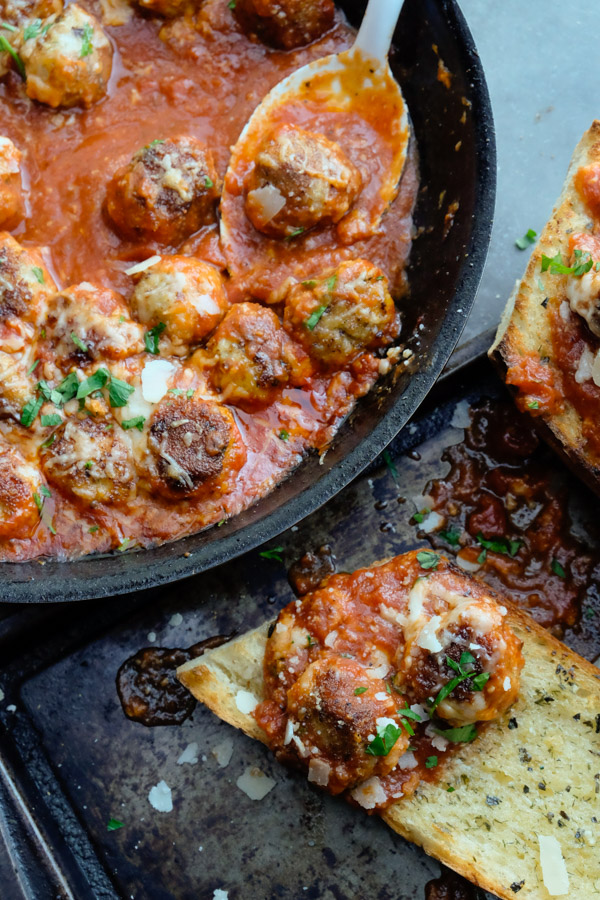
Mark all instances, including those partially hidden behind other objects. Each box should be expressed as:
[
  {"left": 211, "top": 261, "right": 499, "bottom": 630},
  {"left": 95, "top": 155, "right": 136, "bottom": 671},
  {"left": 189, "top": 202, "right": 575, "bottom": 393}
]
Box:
[{"left": 459, "top": 0, "right": 596, "bottom": 342}]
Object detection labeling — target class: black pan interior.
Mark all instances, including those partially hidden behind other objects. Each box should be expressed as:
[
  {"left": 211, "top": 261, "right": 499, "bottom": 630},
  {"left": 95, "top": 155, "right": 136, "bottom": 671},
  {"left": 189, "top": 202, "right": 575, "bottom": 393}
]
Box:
[{"left": 1, "top": 0, "right": 496, "bottom": 602}]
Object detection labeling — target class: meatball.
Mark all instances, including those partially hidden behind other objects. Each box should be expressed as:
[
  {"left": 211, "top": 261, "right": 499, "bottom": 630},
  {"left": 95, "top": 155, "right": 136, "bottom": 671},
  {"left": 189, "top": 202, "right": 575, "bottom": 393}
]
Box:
[
  {"left": 0, "top": 0, "right": 62, "bottom": 28},
  {"left": 136, "top": 0, "right": 188, "bottom": 18},
  {"left": 105, "top": 137, "right": 220, "bottom": 245},
  {"left": 0, "top": 137, "right": 24, "bottom": 230},
  {"left": 200, "top": 302, "right": 309, "bottom": 407},
  {"left": 399, "top": 571, "right": 523, "bottom": 724},
  {"left": 19, "top": 5, "right": 112, "bottom": 109},
  {"left": 233, "top": 0, "right": 334, "bottom": 50},
  {"left": 283, "top": 260, "right": 399, "bottom": 367},
  {"left": 245, "top": 125, "right": 361, "bottom": 239},
  {"left": 564, "top": 232, "right": 600, "bottom": 337},
  {"left": 130, "top": 257, "right": 227, "bottom": 356},
  {"left": 41, "top": 416, "right": 136, "bottom": 504},
  {"left": 46, "top": 283, "right": 144, "bottom": 365},
  {"left": 145, "top": 395, "right": 246, "bottom": 499},
  {"left": 285, "top": 657, "right": 409, "bottom": 794},
  {"left": 0, "top": 441, "right": 44, "bottom": 538},
  {"left": 0, "top": 232, "right": 56, "bottom": 335}
]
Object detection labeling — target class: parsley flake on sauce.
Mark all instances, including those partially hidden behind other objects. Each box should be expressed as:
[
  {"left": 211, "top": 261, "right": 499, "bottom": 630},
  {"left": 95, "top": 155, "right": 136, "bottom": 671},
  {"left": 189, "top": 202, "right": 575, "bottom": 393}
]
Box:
[
  {"left": 429, "top": 652, "right": 490, "bottom": 713},
  {"left": 475, "top": 532, "right": 521, "bottom": 558},
  {"left": 108, "top": 376, "right": 135, "bottom": 408},
  {"left": 541, "top": 250, "right": 593, "bottom": 277},
  {"left": 71, "top": 332, "right": 89, "bottom": 353},
  {"left": 439, "top": 528, "right": 460, "bottom": 546},
  {"left": 260, "top": 546, "right": 284, "bottom": 562},
  {"left": 144, "top": 322, "right": 167, "bottom": 354},
  {"left": 354, "top": 687, "right": 368, "bottom": 695},
  {"left": 26, "top": 359, "right": 40, "bottom": 376},
  {"left": 425, "top": 755, "right": 438, "bottom": 768},
  {"left": 306, "top": 305, "right": 327, "bottom": 330},
  {"left": 435, "top": 723, "right": 478, "bottom": 743},
  {"left": 417, "top": 550, "right": 440, "bottom": 570},
  {"left": 80, "top": 22, "right": 93, "bottom": 58},
  {"left": 32, "top": 265, "right": 45, "bottom": 283},
  {"left": 365, "top": 722, "right": 402, "bottom": 757},
  {"left": 76, "top": 368, "right": 109, "bottom": 399},
  {"left": 20, "top": 395, "right": 43, "bottom": 427},
  {"left": 204, "top": 175, "right": 214, "bottom": 188},
  {"left": 515, "top": 229, "right": 537, "bottom": 250},
  {"left": 413, "top": 508, "right": 430, "bottom": 524},
  {"left": 41, "top": 413, "right": 62, "bottom": 427},
  {"left": 121, "top": 415, "right": 145, "bottom": 431},
  {"left": 527, "top": 399, "right": 539, "bottom": 410},
  {"left": 0, "top": 34, "right": 25, "bottom": 79},
  {"left": 286, "top": 227, "right": 304, "bottom": 241},
  {"left": 279, "top": 429, "right": 289, "bottom": 441},
  {"left": 551, "top": 558, "right": 566, "bottom": 578}
]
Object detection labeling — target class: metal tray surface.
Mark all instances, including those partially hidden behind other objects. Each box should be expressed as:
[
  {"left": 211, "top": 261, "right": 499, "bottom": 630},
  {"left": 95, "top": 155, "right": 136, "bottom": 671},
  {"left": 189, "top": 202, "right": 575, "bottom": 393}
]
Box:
[
  {"left": 0, "top": 352, "right": 598, "bottom": 900},
  {"left": 0, "top": 0, "right": 496, "bottom": 602}
]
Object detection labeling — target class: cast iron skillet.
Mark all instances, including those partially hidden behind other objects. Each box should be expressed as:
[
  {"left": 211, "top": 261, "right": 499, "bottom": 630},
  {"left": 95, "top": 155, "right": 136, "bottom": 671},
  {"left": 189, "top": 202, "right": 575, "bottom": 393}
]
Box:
[{"left": 2, "top": 0, "right": 496, "bottom": 602}]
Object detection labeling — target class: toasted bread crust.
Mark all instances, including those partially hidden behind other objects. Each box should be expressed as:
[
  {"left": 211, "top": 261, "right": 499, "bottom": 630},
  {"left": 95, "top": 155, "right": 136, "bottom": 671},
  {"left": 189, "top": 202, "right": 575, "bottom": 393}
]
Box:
[
  {"left": 489, "top": 120, "right": 600, "bottom": 494},
  {"left": 178, "top": 603, "right": 600, "bottom": 900}
]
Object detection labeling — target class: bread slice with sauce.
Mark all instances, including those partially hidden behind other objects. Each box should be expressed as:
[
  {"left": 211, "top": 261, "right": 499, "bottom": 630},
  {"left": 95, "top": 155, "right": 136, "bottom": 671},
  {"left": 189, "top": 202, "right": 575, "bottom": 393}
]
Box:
[
  {"left": 178, "top": 596, "right": 600, "bottom": 899},
  {"left": 489, "top": 120, "right": 600, "bottom": 494}
]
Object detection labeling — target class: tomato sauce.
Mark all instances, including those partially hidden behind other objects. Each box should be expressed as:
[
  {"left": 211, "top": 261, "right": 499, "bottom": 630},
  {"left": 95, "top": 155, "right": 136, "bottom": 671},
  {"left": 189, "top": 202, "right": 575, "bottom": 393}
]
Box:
[
  {"left": 417, "top": 399, "right": 599, "bottom": 632},
  {"left": 0, "top": 0, "right": 418, "bottom": 560}
]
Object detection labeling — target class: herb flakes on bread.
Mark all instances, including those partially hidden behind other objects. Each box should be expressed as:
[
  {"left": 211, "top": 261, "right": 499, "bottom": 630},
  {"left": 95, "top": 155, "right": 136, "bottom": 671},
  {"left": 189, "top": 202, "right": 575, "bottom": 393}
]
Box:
[
  {"left": 178, "top": 551, "right": 600, "bottom": 899},
  {"left": 490, "top": 120, "right": 600, "bottom": 495}
]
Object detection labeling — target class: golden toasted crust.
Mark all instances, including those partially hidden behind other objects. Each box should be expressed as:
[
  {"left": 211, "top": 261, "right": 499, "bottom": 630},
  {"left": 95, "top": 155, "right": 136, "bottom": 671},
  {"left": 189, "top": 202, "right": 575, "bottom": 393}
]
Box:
[
  {"left": 489, "top": 120, "right": 600, "bottom": 494},
  {"left": 178, "top": 604, "right": 600, "bottom": 900}
]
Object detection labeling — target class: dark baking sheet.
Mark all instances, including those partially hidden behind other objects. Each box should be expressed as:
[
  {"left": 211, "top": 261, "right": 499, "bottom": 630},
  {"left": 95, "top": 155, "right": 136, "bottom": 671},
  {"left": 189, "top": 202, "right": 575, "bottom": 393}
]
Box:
[{"left": 1, "top": 341, "right": 599, "bottom": 900}]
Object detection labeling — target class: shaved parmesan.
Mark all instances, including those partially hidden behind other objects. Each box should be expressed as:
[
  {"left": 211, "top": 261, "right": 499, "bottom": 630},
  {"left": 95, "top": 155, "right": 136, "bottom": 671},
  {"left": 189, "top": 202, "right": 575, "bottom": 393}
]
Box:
[
  {"left": 307, "top": 758, "right": 331, "bottom": 786},
  {"left": 213, "top": 890, "right": 228, "bottom": 900},
  {"left": 592, "top": 349, "right": 600, "bottom": 388},
  {"left": 419, "top": 510, "right": 444, "bottom": 533},
  {"left": 397, "top": 751, "right": 418, "bottom": 770},
  {"left": 211, "top": 737, "right": 234, "bottom": 768},
  {"left": 351, "top": 776, "right": 387, "bottom": 809},
  {"left": 503, "top": 676, "right": 512, "bottom": 692},
  {"left": 450, "top": 399, "right": 471, "bottom": 429},
  {"left": 125, "top": 255, "right": 161, "bottom": 276},
  {"left": 575, "top": 346, "right": 594, "bottom": 383},
  {"left": 235, "top": 690, "right": 258, "bottom": 714},
  {"left": 538, "top": 835, "right": 569, "bottom": 895},
  {"left": 141, "top": 359, "right": 175, "bottom": 403},
  {"left": 323, "top": 630, "right": 338, "bottom": 648},
  {"left": 416, "top": 615, "right": 443, "bottom": 653},
  {"left": 455, "top": 551, "right": 482, "bottom": 573},
  {"left": 148, "top": 780, "right": 173, "bottom": 813},
  {"left": 236, "top": 767, "right": 275, "bottom": 801},
  {"left": 247, "top": 185, "right": 286, "bottom": 224},
  {"left": 177, "top": 742, "right": 199, "bottom": 765}
]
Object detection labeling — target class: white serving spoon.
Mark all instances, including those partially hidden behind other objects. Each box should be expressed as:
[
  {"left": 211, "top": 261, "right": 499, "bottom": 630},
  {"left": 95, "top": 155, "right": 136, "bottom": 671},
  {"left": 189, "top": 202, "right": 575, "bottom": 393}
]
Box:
[{"left": 220, "top": 0, "right": 409, "bottom": 281}]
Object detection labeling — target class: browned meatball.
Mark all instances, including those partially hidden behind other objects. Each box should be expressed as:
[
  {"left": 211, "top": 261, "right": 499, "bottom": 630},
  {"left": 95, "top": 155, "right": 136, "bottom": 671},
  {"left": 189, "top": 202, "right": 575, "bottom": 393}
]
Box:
[
  {"left": 0, "top": 441, "right": 44, "bottom": 538},
  {"left": 0, "top": 0, "right": 62, "bottom": 29},
  {"left": 245, "top": 125, "right": 361, "bottom": 239},
  {"left": 46, "top": 283, "right": 144, "bottom": 365},
  {"left": 145, "top": 394, "right": 246, "bottom": 499},
  {"left": 19, "top": 5, "right": 113, "bottom": 109},
  {"left": 130, "top": 256, "right": 227, "bottom": 356},
  {"left": 199, "top": 302, "right": 309, "bottom": 407},
  {"left": 136, "top": 0, "right": 188, "bottom": 17},
  {"left": 41, "top": 416, "right": 136, "bottom": 504},
  {"left": 0, "top": 232, "right": 56, "bottom": 335},
  {"left": 233, "top": 0, "right": 334, "bottom": 50},
  {"left": 0, "top": 350, "right": 34, "bottom": 420},
  {"left": 283, "top": 260, "right": 399, "bottom": 367},
  {"left": 285, "top": 656, "right": 409, "bottom": 794},
  {"left": 105, "top": 137, "right": 220, "bottom": 245},
  {"left": 0, "top": 138, "right": 24, "bottom": 230}
]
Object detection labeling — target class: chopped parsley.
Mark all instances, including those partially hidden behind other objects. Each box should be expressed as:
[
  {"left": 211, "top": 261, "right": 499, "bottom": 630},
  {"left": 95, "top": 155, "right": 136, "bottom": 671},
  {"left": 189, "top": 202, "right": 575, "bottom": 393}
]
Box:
[
  {"left": 260, "top": 546, "right": 284, "bottom": 562},
  {"left": 121, "top": 415, "right": 145, "bottom": 431},
  {"left": 80, "top": 22, "right": 93, "bottom": 58},
  {"left": 425, "top": 755, "right": 438, "bottom": 768},
  {"left": 76, "top": 368, "right": 109, "bottom": 399},
  {"left": 416, "top": 550, "right": 440, "bottom": 570},
  {"left": 33, "top": 485, "right": 55, "bottom": 533},
  {"left": 279, "top": 429, "right": 289, "bottom": 441},
  {"left": 204, "top": 175, "right": 214, "bottom": 188},
  {"left": 23, "top": 18, "right": 41, "bottom": 39},
  {"left": 49, "top": 371, "right": 80, "bottom": 406},
  {"left": 439, "top": 528, "right": 460, "bottom": 546},
  {"left": 285, "top": 227, "right": 304, "bottom": 240},
  {"left": 0, "top": 21, "right": 18, "bottom": 31},
  {"left": 26, "top": 359, "right": 40, "bottom": 376},
  {"left": 20, "top": 395, "right": 43, "bottom": 427},
  {"left": 515, "top": 229, "right": 537, "bottom": 250},
  {"left": 40, "top": 433, "right": 55, "bottom": 449},
  {"left": 527, "top": 399, "right": 539, "bottom": 410},
  {"left": 107, "top": 818, "right": 124, "bottom": 831},
  {"left": 541, "top": 249, "right": 593, "bottom": 277},
  {"left": 71, "top": 332, "right": 89, "bottom": 353},
  {"left": 365, "top": 721, "right": 402, "bottom": 757},
  {"left": 435, "top": 723, "right": 478, "bottom": 743},
  {"left": 305, "top": 305, "right": 327, "bottom": 330},
  {"left": 89, "top": 525, "right": 99, "bottom": 533},
  {"left": 228, "top": 0, "right": 236, "bottom": 7},
  {"left": 0, "top": 34, "right": 25, "bottom": 79},
  {"left": 429, "top": 651, "right": 490, "bottom": 714},
  {"left": 476, "top": 532, "right": 521, "bottom": 558},
  {"left": 32, "top": 266, "right": 45, "bottom": 284},
  {"left": 108, "top": 375, "right": 135, "bottom": 408},
  {"left": 41, "top": 413, "right": 62, "bottom": 427},
  {"left": 306, "top": 634, "right": 316, "bottom": 648},
  {"left": 551, "top": 558, "right": 566, "bottom": 578},
  {"left": 382, "top": 450, "right": 398, "bottom": 482},
  {"left": 144, "top": 322, "right": 167, "bottom": 354},
  {"left": 301, "top": 280, "right": 317, "bottom": 289},
  {"left": 396, "top": 701, "right": 421, "bottom": 736},
  {"left": 413, "top": 508, "right": 430, "bottom": 524},
  {"left": 354, "top": 686, "right": 368, "bottom": 695},
  {"left": 325, "top": 274, "right": 338, "bottom": 293},
  {"left": 118, "top": 537, "right": 132, "bottom": 552}
]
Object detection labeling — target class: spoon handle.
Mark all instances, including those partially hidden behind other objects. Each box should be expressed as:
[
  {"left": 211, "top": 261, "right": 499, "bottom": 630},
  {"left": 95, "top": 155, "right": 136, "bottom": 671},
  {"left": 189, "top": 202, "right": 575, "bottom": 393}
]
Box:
[{"left": 353, "top": 0, "right": 403, "bottom": 66}]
